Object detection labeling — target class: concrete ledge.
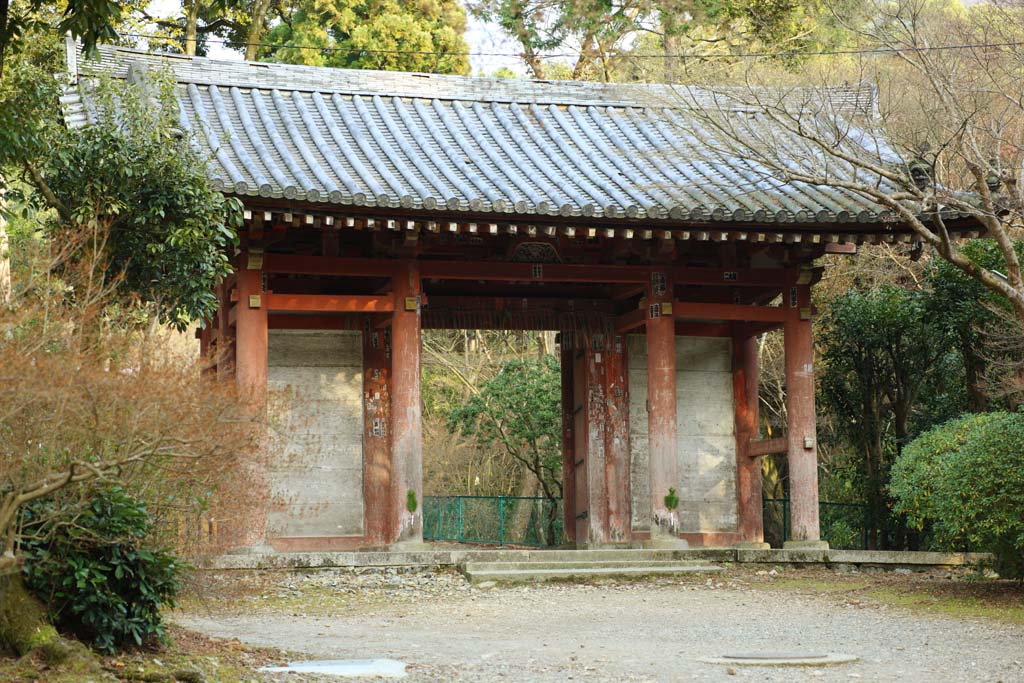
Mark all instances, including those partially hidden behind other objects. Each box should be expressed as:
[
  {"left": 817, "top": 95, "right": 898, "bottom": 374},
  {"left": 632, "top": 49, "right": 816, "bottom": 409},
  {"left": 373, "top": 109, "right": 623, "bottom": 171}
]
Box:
[{"left": 205, "top": 546, "right": 991, "bottom": 571}]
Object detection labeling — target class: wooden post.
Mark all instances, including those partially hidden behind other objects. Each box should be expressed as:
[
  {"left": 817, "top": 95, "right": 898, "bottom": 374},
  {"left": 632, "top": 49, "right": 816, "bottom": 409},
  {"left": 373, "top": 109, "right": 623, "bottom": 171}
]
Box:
[
  {"left": 733, "top": 332, "right": 767, "bottom": 546},
  {"left": 235, "top": 266, "right": 267, "bottom": 402},
  {"left": 560, "top": 335, "right": 577, "bottom": 544},
  {"left": 391, "top": 261, "right": 423, "bottom": 544},
  {"left": 363, "top": 315, "right": 393, "bottom": 546},
  {"left": 217, "top": 279, "right": 234, "bottom": 377},
  {"left": 646, "top": 272, "right": 679, "bottom": 540},
  {"left": 581, "top": 331, "right": 608, "bottom": 545},
  {"left": 783, "top": 268, "right": 824, "bottom": 546},
  {"left": 604, "top": 334, "right": 632, "bottom": 542}
]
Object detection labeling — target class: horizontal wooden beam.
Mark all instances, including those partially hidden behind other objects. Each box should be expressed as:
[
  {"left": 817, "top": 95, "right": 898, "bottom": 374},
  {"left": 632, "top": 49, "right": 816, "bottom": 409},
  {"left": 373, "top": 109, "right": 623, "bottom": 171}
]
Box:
[
  {"left": 262, "top": 254, "right": 399, "bottom": 278},
  {"left": 258, "top": 254, "right": 786, "bottom": 287},
  {"left": 673, "top": 301, "right": 787, "bottom": 323},
  {"left": 615, "top": 307, "right": 647, "bottom": 333},
  {"left": 266, "top": 293, "right": 394, "bottom": 313},
  {"left": 749, "top": 437, "right": 788, "bottom": 457}
]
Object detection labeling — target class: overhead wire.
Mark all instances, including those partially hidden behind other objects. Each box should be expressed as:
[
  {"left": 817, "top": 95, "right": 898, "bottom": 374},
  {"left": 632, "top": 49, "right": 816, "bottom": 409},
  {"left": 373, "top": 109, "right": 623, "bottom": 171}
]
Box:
[{"left": 119, "top": 31, "right": 1024, "bottom": 63}]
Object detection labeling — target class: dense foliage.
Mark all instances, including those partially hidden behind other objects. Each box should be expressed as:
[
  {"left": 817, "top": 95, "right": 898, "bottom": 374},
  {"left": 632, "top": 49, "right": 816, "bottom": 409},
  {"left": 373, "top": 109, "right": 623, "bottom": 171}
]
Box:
[
  {"left": 448, "top": 356, "right": 562, "bottom": 501},
  {"left": 892, "top": 412, "right": 1024, "bottom": 578},
  {"left": 20, "top": 488, "right": 183, "bottom": 653},
  {"left": 262, "top": 0, "right": 470, "bottom": 74}
]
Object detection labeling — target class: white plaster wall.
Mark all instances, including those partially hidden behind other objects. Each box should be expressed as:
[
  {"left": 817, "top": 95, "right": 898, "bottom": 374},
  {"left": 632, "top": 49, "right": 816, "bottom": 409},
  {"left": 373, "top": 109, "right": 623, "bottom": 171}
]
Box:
[
  {"left": 266, "top": 330, "right": 364, "bottom": 538},
  {"left": 628, "top": 336, "right": 738, "bottom": 533}
]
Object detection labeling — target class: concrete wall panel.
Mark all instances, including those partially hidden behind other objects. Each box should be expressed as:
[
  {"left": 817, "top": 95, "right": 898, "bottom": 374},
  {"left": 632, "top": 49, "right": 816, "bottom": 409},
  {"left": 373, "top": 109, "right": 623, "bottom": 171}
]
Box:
[
  {"left": 628, "top": 336, "right": 738, "bottom": 534},
  {"left": 266, "top": 330, "right": 365, "bottom": 538}
]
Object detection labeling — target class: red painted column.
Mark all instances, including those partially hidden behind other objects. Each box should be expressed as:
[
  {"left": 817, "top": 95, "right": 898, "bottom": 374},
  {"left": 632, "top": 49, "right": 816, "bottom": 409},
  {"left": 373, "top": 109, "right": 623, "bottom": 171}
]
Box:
[
  {"left": 391, "top": 261, "right": 423, "bottom": 544},
  {"left": 216, "top": 279, "right": 235, "bottom": 377},
  {"left": 733, "top": 332, "right": 766, "bottom": 545},
  {"left": 560, "top": 334, "right": 577, "bottom": 544},
  {"left": 582, "top": 332, "right": 608, "bottom": 545},
  {"left": 784, "top": 269, "right": 823, "bottom": 545},
  {"left": 646, "top": 272, "right": 679, "bottom": 538},
  {"left": 232, "top": 263, "right": 268, "bottom": 549},
  {"left": 234, "top": 266, "right": 267, "bottom": 402},
  {"left": 363, "top": 315, "right": 393, "bottom": 547},
  {"left": 604, "top": 334, "right": 632, "bottom": 542}
]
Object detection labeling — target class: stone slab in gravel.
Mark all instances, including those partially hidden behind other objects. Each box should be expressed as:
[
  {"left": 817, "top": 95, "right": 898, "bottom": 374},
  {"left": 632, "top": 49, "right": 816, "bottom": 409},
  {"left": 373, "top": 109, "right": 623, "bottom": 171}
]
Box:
[{"left": 178, "top": 571, "right": 1024, "bottom": 683}]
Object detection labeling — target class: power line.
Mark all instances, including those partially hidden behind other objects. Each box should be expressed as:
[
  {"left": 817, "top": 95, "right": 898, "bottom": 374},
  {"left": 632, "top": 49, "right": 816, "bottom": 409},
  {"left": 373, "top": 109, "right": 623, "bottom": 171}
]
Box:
[{"left": 121, "top": 31, "right": 1024, "bottom": 62}]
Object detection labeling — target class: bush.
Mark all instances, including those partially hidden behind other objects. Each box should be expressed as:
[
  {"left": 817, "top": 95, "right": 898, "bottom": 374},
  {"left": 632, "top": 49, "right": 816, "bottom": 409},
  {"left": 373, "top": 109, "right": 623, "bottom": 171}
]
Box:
[
  {"left": 20, "top": 487, "right": 183, "bottom": 653},
  {"left": 892, "top": 411, "right": 1024, "bottom": 578}
]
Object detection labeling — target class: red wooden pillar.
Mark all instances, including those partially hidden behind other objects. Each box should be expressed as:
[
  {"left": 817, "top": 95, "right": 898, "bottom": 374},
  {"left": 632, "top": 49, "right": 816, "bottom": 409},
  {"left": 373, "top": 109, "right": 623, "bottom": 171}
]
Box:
[
  {"left": 733, "top": 332, "right": 767, "bottom": 546},
  {"left": 646, "top": 272, "right": 679, "bottom": 539},
  {"left": 783, "top": 268, "right": 823, "bottom": 546},
  {"left": 560, "top": 334, "right": 577, "bottom": 543},
  {"left": 235, "top": 266, "right": 267, "bottom": 402},
  {"left": 363, "top": 316, "right": 393, "bottom": 547},
  {"left": 391, "top": 261, "right": 423, "bottom": 544},
  {"left": 604, "top": 334, "right": 632, "bottom": 542},
  {"left": 581, "top": 332, "right": 608, "bottom": 545},
  {"left": 216, "top": 278, "right": 235, "bottom": 377}
]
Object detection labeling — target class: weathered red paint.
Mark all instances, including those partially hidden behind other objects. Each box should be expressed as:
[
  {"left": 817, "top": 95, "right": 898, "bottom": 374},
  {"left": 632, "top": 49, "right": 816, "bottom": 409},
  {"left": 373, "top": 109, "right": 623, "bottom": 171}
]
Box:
[
  {"left": 733, "top": 333, "right": 765, "bottom": 544},
  {"left": 784, "top": 269, "right": 821, "bottom": 542},
  {"left": 560, "top": 338, "right": 577, "bottom": 543},
  {"left": 216, "top": 279, "right": 235, "bottom": 377},
  {"left": 603, "top": 334, "right": 632, "bottom": 542},
  {"left": 646, "top": 272, "right": 678, "bottom": 536},
  {"left": 571, "top": 345, "right": 590, "bottom": 544},
  {"left": 266, "top": 293, "right": 395, "bottom": 313},
  {"left": 363, "top": 314, "right": 393, "bottom": 547},
  {"left": 234, "top": 266, "right": 267, "bottom": 402},
  {"left": 391, "top": 261, "right": 423, "bottom": 543}
]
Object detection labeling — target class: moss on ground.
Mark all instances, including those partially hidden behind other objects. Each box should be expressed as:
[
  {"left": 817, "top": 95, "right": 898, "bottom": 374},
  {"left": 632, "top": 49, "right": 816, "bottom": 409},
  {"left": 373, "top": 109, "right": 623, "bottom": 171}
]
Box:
[
  {"left": 758, "top": 570, "right": 1024, "bottom": 624},
  {"left": 0, "top": 625, "right": 284, "bottom": 683}
]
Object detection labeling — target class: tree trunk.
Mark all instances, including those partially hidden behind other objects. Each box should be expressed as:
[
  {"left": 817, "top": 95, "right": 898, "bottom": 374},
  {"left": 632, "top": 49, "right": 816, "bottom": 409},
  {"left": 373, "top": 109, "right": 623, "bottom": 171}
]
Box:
[
  {"left": 508, "top": 472, "right": 538, "bottom": 543},
  {"left": 0, "top": 570, "right": 58, "bottom": 656},
  {"left": 244, "top": 0, "right": 274, "bottom": 61},
  {"left": 0, "top": 181, "right": 10, "bottom": 305},
  {"left": 184, "top": 0, "right": 200, "bottom": 56}
]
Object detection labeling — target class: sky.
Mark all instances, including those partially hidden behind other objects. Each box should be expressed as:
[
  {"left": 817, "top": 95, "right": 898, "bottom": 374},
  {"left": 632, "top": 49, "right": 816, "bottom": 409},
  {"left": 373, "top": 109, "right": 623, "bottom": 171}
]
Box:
[{"left": 146, "top": 0, "right": 528, "bottom": 75}]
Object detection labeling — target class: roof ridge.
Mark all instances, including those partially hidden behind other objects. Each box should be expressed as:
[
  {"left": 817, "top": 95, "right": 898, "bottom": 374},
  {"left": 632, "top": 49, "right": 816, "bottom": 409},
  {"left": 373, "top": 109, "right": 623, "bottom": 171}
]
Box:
[{"left": 76, "top": 43, "right": 877, "bottom": 113}]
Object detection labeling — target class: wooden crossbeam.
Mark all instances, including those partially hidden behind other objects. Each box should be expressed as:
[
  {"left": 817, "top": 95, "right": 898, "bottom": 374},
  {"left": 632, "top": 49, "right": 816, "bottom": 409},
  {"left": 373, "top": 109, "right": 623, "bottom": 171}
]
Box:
[
  {"left": 672, "top": 301, "right": 787, "bottom": 322},
  {"left": 266, "top": 293, "right": 395, "bottom": 313},
  {"left": 257, "top": 254, "right": 788, "bottom": 288},
  {"left": 749, "top": 437, "right": 788, "bottom": 457}
]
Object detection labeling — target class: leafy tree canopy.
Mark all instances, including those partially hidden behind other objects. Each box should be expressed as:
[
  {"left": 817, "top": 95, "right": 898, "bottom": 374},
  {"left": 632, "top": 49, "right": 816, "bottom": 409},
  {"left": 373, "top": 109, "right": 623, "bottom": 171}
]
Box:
[{"left": 261, "top": 0, "right": 470, "bottom": 74}]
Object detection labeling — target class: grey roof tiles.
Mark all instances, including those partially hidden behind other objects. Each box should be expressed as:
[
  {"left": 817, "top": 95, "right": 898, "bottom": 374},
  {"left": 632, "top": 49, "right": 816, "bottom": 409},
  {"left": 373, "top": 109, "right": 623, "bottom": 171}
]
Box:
[{"left": 68, "top": 43, "right": 925, "bottom": 226}]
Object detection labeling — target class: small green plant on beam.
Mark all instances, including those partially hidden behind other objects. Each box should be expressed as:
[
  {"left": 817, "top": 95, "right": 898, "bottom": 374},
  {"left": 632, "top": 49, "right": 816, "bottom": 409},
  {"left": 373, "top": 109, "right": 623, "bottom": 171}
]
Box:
[
  {"left": 406, "top": 489, "right": 418, "bottom": 515},
  {"left": 664, "top": 488, "right": 680, "bottom": 512}
]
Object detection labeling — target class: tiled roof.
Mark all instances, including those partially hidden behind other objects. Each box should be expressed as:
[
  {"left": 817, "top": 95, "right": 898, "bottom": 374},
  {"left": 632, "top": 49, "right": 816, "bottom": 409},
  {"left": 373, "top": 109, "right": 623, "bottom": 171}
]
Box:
[{"left": 67, "top": 42, "right": 920, "bottom": 226}]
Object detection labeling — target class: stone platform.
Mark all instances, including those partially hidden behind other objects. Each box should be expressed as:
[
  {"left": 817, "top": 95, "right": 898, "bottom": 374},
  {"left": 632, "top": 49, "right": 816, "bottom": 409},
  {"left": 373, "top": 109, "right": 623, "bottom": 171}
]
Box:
[{"left": 207, "top": 546, "right": 989, "bottom": 572}]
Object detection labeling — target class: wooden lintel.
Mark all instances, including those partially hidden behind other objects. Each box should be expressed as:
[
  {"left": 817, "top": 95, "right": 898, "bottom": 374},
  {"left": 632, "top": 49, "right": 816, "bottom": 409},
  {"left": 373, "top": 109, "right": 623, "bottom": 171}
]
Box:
[
  {"left": 824, "top": 242, "right": 857, "bottom": 255},
  {"left": 615, "top": 307, "right": 647, "bottom": 333},
  {"left": 263, "top": 254, "right": 400, "bottom": 278},
  {"left": 426, "top": 296, "right": 614, "bottom": 314},
  {"left": 266, "top": 293, "right": 395, "bottom": 313},
  {"left": 749, "top": 436, "right": 788, "bottom": 457},
  {"left": 673, "top": 301, "right": 787, "bottom": 323}
]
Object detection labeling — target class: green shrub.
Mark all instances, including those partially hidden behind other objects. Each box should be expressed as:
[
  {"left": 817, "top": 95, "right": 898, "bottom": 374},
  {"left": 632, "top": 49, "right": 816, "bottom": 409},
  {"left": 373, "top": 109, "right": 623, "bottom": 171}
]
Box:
[
  {"left": 890, "top": 412, "right": 1003, "bottom": 532},
  {"left": 892, "top": 411, "right": 1024, "bottom": 578},
  {"left": 20, "top": 487, "right": 183, "bottom": 653}
]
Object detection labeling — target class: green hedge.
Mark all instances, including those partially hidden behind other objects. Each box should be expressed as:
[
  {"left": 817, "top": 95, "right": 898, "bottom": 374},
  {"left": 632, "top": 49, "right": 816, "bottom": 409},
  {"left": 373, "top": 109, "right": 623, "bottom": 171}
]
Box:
[{"left": 892, "top": 411, "right": 1024, "bottom": 578}]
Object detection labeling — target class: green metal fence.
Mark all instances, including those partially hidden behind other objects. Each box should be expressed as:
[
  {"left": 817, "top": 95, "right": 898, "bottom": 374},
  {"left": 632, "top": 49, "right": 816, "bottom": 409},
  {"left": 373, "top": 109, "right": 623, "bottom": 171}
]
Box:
[
  {"left": 763, "top": 498, "right": 870, "bottom": 549},
  {"left": 423, "top": 495, "right": 566, "bottom": 547}
]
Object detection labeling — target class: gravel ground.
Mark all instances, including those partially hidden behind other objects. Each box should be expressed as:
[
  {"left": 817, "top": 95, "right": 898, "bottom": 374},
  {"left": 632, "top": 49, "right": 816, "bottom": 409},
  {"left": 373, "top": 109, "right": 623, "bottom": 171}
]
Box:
[{"left": 177, "top": 567, "right": 1024, "bottom": 683}]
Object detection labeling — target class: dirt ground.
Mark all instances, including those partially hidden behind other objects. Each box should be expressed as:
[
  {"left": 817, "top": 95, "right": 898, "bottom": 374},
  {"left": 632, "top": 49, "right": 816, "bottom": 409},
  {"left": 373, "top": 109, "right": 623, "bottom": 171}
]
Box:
[{"left": 174, "top": 566, "right": 1024, "bottom": 683}]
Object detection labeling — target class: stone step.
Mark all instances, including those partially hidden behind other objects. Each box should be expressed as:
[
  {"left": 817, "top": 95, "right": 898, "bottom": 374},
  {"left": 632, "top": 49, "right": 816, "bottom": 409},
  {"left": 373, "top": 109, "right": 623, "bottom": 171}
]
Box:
[
  {"left": 467, "top": 548, "right": 734, "bottom": 563},
  {"left": 463, "top": 559, "right": 717, "bottom": 572},
  {"left": 464, "top": 564, "right": 723, "bottom": 584}
]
